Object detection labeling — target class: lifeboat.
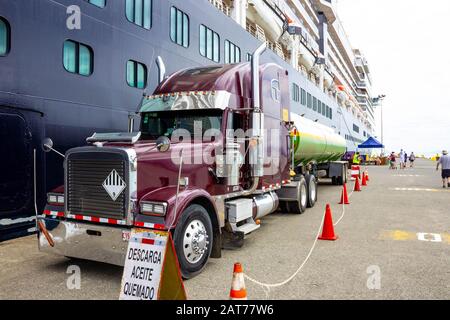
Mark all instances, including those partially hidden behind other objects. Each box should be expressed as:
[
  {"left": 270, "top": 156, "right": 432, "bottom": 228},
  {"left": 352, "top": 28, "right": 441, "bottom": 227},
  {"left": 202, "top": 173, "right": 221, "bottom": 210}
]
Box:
[
  {"left": 298, "top": 46, "right": 316, "bottom": 72},
  {"left": 323, "top": 70, "right": 334, "bottom": 89},
  {"left": 248, "top": 0, "right": 284, "bottom": 41},
  {"left": 336, "top": 85, "right": 349, "bottom": 104}
]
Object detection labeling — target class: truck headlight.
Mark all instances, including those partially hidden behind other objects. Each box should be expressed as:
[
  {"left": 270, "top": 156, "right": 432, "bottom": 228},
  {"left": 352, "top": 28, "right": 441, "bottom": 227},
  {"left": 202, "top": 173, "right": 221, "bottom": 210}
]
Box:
[
  {"left": 47, "top": 193, "right": 64, "bottom": 205},
  {"left": 140, "top": 201, "right": 167, "bottom": 216}
]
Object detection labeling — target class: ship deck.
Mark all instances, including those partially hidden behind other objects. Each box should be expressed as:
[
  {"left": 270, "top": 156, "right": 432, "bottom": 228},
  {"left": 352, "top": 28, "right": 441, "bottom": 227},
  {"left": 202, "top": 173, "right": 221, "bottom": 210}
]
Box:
[{"left": 0, "top": 159, "right": 448, "bottom": 300}]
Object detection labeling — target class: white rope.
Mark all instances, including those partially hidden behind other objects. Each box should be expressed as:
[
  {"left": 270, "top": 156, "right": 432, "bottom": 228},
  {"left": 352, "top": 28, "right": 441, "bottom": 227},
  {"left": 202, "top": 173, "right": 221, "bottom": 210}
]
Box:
[
  {"left": 244, "top": 210, "right": 326, "bottom": 290},
  {"left": 244, "top": 177, "right": 358, "bottom": 295},
  {"left": 334, "top": 187, "right": 355, "bottom": 226}
]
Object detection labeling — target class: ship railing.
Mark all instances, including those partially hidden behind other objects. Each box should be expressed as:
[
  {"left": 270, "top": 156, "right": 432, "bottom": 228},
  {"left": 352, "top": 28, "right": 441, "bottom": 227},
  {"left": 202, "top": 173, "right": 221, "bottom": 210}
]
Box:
[
  {"left": 266, "top": 41, "right": 286, "bottom": 60},
  {"left": 246, "top": 20, "right": 267, "bottom": 42},
  {"left": 208, "top": 0, "right": 231, "bottom": 17}
]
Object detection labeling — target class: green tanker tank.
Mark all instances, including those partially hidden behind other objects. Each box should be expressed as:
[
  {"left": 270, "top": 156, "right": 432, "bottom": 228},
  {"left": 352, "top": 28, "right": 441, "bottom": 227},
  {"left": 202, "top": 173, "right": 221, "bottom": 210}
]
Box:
[{"left": 290, "top": 113, "right": 347, "bottom": 166}]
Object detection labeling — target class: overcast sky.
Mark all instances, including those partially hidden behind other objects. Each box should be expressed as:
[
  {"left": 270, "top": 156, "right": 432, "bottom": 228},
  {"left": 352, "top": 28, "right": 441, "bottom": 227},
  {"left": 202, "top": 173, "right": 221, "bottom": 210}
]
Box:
[{"left": 336, "top": 0, "right": 450, "bottom": 156}]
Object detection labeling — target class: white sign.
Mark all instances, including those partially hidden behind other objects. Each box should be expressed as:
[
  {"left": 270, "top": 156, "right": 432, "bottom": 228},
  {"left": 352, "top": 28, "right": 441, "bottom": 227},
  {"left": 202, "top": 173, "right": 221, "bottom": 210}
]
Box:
[{"left": 119, "top": 229, "right": 168, "bottom": 300}]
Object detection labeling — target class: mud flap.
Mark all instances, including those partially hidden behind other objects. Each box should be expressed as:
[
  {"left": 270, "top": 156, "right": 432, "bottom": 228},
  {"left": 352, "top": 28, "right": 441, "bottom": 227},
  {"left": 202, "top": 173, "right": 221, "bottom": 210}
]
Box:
[{"left": 221, "top": 229, "right": 245, "bottom": 250}]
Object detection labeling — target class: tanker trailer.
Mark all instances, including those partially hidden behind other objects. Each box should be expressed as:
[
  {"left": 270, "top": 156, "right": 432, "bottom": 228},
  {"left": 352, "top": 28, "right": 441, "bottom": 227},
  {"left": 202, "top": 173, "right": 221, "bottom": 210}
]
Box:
[
  {"left": 290, "top": 113, "right": 347, "bottom": 166},
  {"left": 276, "top": 113, "right": 348, "bottom": 213}
]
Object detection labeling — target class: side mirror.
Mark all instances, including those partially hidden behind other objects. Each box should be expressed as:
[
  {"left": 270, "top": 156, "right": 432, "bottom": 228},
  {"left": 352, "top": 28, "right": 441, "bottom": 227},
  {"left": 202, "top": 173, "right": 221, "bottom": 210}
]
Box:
[
  {"left": 156, "top": 136, "right": 171, "bottom": 153},
  {"left": 42, "top": 138, "right": 54, "bottom": 153}
]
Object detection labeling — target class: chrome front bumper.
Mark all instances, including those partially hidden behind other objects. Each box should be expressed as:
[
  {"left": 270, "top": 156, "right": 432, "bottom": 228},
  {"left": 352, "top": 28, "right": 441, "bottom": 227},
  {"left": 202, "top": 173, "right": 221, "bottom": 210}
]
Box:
[{"left": 38, "top": 217, "right": 131, "bottom": 266}]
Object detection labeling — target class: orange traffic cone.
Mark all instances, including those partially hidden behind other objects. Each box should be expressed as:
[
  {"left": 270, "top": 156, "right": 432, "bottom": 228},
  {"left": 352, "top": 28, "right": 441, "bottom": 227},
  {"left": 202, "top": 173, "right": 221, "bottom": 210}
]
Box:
[
  {"left": 339, "top": 184, "right": 350, "bottom": 205},
  {"left": 362, "top": 172, "right": 368, "bottom": 186},
  {"left": 318, "top": 204, "right": 338, "bottom": 241},
  {"left": 354, "top": 176, "right": 362, "bottom": 192},
  {"left": 365, "top": 171, "right": 370, "bottom": 181},
  {"left": 229, "top": 263, "right": 247, "bottom": 300}
]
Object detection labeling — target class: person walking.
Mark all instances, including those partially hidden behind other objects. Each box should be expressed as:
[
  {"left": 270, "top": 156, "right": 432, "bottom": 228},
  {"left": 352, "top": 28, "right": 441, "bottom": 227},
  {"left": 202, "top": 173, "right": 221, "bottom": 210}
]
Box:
[
  {"left": 409, "top": 152, "right": 416, "bottom": 168},
  {"left": 399, "top": 149, "right": 405, "bottom": 170},
  {"left": 436, "top": 150, "right": 450, "bottom": 188},
  {"left": 389, "top": 152, "right": 397, "bottom": 170},
  {"left": 404, "top": 152, "right": 408, "bottom": 169}
]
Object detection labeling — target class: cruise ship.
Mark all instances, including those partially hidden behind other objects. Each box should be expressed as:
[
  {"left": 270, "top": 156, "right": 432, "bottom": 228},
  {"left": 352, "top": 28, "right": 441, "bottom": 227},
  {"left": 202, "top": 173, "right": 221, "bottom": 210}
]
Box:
[{"left": 0, "top": 0, "right": 376, "bottom": 240}]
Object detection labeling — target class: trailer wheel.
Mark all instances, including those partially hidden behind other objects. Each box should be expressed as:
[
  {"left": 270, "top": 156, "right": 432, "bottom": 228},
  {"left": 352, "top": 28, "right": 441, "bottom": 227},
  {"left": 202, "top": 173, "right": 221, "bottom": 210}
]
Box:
[
  {"left": 285, "top": 176, "right": 307, "bottom": 214},
  {"left": 336, "top": 164, "right": 347, "bottom": 185},
  {"left": 305, "top": 174, "right": 317, "bottom": 208},
  {"left": 173, "top": 204, "right": 213, "bottom": 279}
]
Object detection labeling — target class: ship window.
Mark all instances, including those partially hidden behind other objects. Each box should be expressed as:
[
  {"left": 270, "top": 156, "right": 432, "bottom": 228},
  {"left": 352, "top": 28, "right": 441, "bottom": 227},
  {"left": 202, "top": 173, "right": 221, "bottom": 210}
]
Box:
[
  {"left": 63, "top": 40, "right": 93, "bottom": 76},
  {"left": 127, "top": 60, "right": 147, "bottom": 89},
  {"left": 353, "top": 124, "right": 360, "bottom": 133},
  {"left": 126, "top": 0, "right": 152, "bottom": 30},
  {"left": 292, "top": 83, "right": 300, "bottom": 102},
  {"left": 0, "top": 17, "right": 10, "bottom": 56},
  {"left": 322, "top": 103, "right": 326, "bottom": 116},
  {"left": 313, "top": 97, "right": 317, "bottom": 111},
  {"left": 301, "top": 88, "right": 306, "bottom": 106},
  {"left": 170, "top": 7, "right": 189, "bottom": 48},
  {"left": 224, "top": 40, "right": 241, "bottom": 64},
  {"left": 330, "top": 108, "right": 333, "bottom": 120},
  {"left": 307, "top": 93, "right": 312, "bottom": 108},
  {"left": 86, "top": 0, "right": 106, "bottom": 8},
  {"left": 199, "top": 25, "right": 220, "bottom": 62},
  {"left": 247, "top": 53, "right": 252, "bottom": 61}
]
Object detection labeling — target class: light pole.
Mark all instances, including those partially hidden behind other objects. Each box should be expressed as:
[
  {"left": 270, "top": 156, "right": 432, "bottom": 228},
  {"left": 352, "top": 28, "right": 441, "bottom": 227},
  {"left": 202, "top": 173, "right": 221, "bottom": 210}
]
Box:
[{"left": 373, "top": 94, "right": 386, "bottom": 154}]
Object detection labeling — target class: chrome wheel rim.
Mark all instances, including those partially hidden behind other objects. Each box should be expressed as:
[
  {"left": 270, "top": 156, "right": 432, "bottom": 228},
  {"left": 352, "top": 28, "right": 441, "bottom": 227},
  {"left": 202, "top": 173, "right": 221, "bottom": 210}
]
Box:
[
  {"left": 182, "top": 219, "right": 209, "bottom": 264},
  {"left": 300, "top": 183, "right": 307, "bottom": 207},
  {"left": 310, "top": 180, "right": 316, "bottom": 201}
]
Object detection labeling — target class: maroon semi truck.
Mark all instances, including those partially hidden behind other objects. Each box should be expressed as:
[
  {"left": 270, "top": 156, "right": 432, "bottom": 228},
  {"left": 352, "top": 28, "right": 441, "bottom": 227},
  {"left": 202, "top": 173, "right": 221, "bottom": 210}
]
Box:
[{"left": 37, "top": 45, "right": 347, "bottom": 278}]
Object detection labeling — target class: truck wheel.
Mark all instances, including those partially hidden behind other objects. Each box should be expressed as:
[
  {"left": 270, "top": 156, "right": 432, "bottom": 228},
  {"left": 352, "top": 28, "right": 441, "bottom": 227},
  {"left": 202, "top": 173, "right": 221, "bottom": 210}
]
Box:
[
  {"left": 287, "top": 176, "right": 307, "bottom": 214},
  {"left": 173, "top": 204, "right": 213, "bottom": 279},
  {"left": 305, "top": 174, "right": 317, "bottom": 208}
]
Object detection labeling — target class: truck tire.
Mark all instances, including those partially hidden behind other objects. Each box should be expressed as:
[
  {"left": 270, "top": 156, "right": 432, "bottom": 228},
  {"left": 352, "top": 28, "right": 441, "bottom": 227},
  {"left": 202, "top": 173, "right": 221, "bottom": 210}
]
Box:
[
  {"left": 336, "top": 165, "right": 346, "bottom": 186},
  {"left": 173, "top": 204, "right": 213, "bottom": 279},
  {"left": 305, "top": 174, "right": 317, "bottom": 208},
  {"left": 285, "top": 175, "right": 307, "bottom": 214}
]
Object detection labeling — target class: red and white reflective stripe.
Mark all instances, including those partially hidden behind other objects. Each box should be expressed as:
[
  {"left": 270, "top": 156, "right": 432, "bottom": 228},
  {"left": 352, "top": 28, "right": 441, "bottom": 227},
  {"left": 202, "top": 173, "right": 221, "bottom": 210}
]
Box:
[
  {"left": 43, "top": 210, "right": 64, "bottom": 218},
  {"left": 66, "top": 214, "right": 127, "bottom": 226},
  {"left": 134, "top": 221, "right": 166, "bottom": 230},
  {"left": 44, "top": 210, "right": 166, "bottom": 230},
  {"left": 351, "top": 165, "right": 361, "bottom": 177}
]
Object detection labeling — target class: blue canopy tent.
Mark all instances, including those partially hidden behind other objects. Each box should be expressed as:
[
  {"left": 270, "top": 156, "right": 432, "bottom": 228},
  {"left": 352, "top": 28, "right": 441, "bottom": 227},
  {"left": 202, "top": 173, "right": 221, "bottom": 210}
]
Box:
[
  {"left": 358, "top": 137, "right": 385, "bottom": 149},
  {"left": 358, "top": 137, "right": 385, "bottom": 164}
]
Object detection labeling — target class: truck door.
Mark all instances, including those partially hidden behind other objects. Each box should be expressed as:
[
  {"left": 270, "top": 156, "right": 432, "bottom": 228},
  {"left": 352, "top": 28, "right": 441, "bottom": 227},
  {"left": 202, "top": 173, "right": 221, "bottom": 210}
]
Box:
[{"left": 262, "top": 70, "right": 291, "bottom": 185}]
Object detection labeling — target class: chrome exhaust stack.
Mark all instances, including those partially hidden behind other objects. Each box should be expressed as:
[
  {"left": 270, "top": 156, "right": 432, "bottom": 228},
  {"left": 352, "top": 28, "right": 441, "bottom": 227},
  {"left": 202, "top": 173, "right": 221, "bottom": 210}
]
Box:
[
  {"left": 250, "top": 43, "right": 267, "bottom": 178},
  {"left": 156, "top": 56, "right": 166, "bottom": 84}
]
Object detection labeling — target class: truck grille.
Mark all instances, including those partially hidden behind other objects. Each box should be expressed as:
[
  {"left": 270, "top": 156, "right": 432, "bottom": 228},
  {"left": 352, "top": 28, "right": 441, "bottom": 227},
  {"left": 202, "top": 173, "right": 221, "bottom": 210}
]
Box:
[{"left": 67, "top": 158, "right": 128, "bottom": 220}]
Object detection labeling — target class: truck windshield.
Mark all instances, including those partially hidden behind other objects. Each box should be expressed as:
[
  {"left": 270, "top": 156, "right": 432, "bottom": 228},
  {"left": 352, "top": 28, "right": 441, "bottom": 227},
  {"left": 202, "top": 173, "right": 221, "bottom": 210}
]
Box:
[{"left": 140, "top": 110, "right": 223, "bottom": 140}]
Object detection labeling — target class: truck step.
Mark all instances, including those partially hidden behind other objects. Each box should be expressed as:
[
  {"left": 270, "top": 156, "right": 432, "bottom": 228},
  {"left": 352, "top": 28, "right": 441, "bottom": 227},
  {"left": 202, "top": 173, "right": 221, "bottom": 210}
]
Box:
[{"left": 237, "top": 222, "right": 261, "bottom": 235}]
